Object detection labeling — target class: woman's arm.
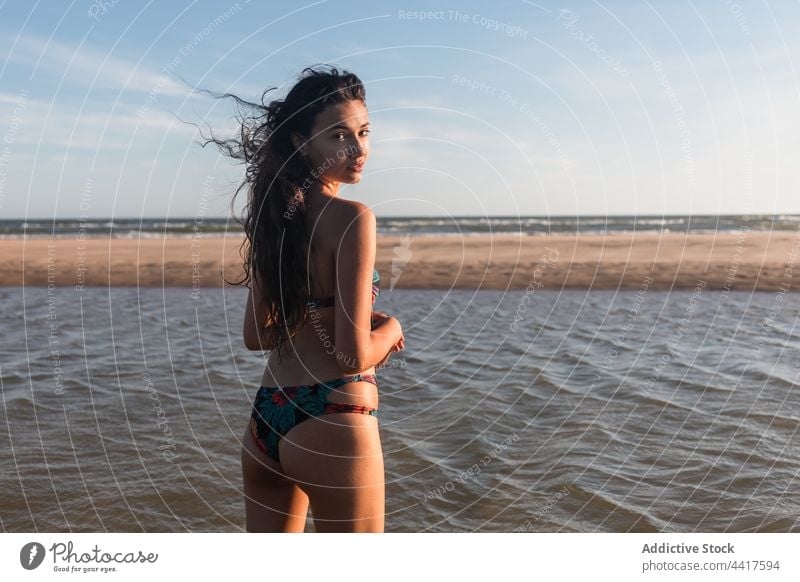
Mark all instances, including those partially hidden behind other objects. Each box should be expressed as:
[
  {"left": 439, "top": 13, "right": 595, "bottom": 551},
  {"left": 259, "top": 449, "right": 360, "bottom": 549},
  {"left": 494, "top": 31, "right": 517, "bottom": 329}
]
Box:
[
  {"left": 371, "top": 311, "right": 405, "bottom": 367},
  {"left": 334, "top": 204, "right": 403, "bottom": 372},
  {"left": 243, "top": 267, "right": 275, "bottom": 351}
]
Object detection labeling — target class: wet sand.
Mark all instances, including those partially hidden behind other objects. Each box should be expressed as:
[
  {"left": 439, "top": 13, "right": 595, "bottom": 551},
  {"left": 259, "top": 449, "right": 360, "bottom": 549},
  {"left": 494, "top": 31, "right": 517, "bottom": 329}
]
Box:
[{"left": 1, "top": 231, "right": 798, "bottom": 291}]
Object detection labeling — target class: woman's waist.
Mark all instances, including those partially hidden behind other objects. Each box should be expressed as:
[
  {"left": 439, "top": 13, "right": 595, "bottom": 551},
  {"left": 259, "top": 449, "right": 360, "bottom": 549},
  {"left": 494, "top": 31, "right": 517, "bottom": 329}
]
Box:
[
  {"left": 263, "top": 352, "right": 377, "bottom": 388},
  {"left": 260, "top": 360, "right": 379, "bottom": 409},
  {"left": 267, "top": 331, "right": 350, "bottom": 365}
]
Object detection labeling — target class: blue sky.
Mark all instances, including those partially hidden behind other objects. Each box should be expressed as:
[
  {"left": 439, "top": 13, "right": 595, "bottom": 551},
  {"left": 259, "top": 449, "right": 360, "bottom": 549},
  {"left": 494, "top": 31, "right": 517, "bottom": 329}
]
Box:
[{"left": 1, "top": 0, "right": 798, "bottom": 218}]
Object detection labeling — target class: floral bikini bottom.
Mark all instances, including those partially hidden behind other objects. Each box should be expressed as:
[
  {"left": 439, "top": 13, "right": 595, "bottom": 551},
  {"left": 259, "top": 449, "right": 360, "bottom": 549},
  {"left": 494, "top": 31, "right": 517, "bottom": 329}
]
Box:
[{"left": 249, "top": 373, "right": 379, "bottom": 463}]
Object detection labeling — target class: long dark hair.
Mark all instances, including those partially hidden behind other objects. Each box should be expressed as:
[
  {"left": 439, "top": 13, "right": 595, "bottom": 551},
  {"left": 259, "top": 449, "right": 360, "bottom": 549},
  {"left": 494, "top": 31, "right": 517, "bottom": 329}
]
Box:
[{"left": 197, "top": 65, "right": 367, "bottom": 360}]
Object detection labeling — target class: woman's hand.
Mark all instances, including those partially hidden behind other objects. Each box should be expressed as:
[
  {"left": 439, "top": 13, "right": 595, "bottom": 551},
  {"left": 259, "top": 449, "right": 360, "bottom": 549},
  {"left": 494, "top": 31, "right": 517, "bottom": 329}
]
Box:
[
  {"left": 370, "top": 310, "right": 390, "bottom": 330},
  {"left": 375, "top": 317, "right": 404, "bottom": 368}
]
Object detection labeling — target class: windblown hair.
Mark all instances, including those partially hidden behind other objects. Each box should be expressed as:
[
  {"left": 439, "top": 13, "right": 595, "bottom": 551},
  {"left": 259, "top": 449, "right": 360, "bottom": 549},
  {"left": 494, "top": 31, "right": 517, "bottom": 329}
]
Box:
[{"left": 197, "top": 65, "right": 367, "bottom": 361}]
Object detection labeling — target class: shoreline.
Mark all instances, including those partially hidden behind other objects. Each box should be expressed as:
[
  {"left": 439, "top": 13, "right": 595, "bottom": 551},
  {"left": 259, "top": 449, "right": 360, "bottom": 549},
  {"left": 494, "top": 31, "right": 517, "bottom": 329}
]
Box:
[{"left": 1, "top": 232, "right": 798, "bottom": 290}]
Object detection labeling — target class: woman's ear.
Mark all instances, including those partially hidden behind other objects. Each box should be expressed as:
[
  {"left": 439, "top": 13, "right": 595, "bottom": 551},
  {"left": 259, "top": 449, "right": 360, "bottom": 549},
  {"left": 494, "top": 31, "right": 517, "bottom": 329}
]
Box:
[{"left": 290, "top": 131, "right": 306, "bottom": 156}]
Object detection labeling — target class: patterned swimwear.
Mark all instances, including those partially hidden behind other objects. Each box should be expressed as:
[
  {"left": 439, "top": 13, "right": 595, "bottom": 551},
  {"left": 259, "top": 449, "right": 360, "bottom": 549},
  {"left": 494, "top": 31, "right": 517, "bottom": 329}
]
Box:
[
  {"left": 249, "top": 373, "right": 379, "bottom": 463},
  {"left": 250, "top": 269, "right": 382, "bottom": 463},
  {"left": 306, "top": 269, "right": 381, "bottom": 309}
]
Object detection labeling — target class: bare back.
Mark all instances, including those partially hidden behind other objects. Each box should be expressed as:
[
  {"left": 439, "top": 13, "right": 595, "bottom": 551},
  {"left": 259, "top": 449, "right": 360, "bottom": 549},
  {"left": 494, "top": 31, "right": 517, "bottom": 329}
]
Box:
[{"left": 261, "top": 195, "right": 377, "bottom": 396}]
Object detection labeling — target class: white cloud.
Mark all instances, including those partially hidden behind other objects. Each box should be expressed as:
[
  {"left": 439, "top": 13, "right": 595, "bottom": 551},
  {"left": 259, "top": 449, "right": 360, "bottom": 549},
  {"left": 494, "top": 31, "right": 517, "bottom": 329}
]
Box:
[
  {"left": 2, "top": 32, "right": 190, "bottom": 97},
  {"left": 0, "top": 92, "right": 197, "bottom": 151}
]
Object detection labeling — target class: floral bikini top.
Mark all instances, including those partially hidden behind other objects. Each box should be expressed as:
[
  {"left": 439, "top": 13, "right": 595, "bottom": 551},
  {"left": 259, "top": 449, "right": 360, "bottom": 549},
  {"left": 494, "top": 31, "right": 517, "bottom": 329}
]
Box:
[
  {"left": 262, "top": 270, "right": 381, "bottom": 328},
  {"left": 306, "top": 269, "right": 381, "bottom": 309}
]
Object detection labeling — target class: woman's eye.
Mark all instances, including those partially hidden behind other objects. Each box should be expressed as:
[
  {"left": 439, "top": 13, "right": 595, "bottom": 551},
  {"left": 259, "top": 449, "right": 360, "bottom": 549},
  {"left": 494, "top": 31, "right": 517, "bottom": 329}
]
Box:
[{"left": 333, "top": 130, "right": 369, "bottom": 140}]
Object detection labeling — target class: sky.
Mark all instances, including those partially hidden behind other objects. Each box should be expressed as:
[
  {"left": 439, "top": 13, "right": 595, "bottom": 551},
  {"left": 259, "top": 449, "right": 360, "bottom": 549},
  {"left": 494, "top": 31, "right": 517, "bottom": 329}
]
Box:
[{"left": 0, "top": 0, "right": 798, "bottom": 219}]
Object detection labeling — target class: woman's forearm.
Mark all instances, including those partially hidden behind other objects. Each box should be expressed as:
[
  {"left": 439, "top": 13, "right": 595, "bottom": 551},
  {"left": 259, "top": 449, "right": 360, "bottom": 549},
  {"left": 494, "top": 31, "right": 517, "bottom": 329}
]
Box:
[
  {"left": 367, "top": 323, "right": 402, "bottom": 368},
  {"left": 337, "top": 318, "right": 401, "bottom": 372}
]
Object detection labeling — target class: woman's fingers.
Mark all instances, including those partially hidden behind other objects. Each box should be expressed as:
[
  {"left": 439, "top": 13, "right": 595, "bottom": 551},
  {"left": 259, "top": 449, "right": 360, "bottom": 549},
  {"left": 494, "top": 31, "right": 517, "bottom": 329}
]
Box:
[{"left": 370, "top": 311, "right": 390, "bottom": 331}]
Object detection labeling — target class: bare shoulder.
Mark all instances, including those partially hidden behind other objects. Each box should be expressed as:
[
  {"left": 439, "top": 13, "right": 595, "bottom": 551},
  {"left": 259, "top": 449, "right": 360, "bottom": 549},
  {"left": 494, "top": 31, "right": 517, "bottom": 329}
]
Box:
[
  {"left": 317, "top": 199, "right": 375, "bottom": 273},
  {"left": 328, "top": 198, "right": 374, "bottom": 222},
  {"left": 325, "top": 198, "right": 376, "bottom": 238}
]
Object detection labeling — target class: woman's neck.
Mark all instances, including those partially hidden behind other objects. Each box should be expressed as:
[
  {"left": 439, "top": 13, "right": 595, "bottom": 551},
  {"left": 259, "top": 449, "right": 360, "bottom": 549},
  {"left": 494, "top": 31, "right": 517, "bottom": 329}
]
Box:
[{"left": 307, "top": 174, "right": 340, "bottom": 198}]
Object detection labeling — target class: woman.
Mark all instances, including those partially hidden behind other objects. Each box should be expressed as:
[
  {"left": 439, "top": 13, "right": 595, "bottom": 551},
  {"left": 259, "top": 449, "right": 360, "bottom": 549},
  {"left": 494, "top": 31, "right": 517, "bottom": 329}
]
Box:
[{"left": 205, "top": 66, "right": 404, "bottom": 532}]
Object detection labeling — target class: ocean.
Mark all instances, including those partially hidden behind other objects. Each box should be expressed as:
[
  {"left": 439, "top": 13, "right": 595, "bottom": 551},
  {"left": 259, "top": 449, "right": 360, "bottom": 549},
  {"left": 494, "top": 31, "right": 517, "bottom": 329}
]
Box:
[
  {"left": 1, "top": 214, "right": 799, "bottom": 238},
  {"left": 1, "top": 284, "right": 798, "bottom": 532}
]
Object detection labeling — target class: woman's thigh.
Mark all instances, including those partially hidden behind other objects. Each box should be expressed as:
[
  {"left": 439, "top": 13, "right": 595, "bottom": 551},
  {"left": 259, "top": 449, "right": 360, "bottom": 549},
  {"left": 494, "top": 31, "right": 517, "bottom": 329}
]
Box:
[
  {"left": 278, "top": 412, "right": 384, "bottom": 532},
  {"left": 241, "top": 426, "right": 310, "bottom": 532}
]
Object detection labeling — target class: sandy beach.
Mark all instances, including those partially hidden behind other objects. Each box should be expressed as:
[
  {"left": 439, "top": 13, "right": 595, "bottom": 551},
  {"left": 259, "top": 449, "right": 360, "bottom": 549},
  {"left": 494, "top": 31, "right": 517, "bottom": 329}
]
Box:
[{"left": 1, "top": 232, "right": 798, "bottom": 291}]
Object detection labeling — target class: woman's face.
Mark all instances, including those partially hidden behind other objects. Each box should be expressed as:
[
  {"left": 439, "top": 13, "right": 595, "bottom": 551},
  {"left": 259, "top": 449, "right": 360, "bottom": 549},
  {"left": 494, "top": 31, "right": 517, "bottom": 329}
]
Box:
[{"left": 292, "top": 99, "right": 370, "bottom": 186}]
